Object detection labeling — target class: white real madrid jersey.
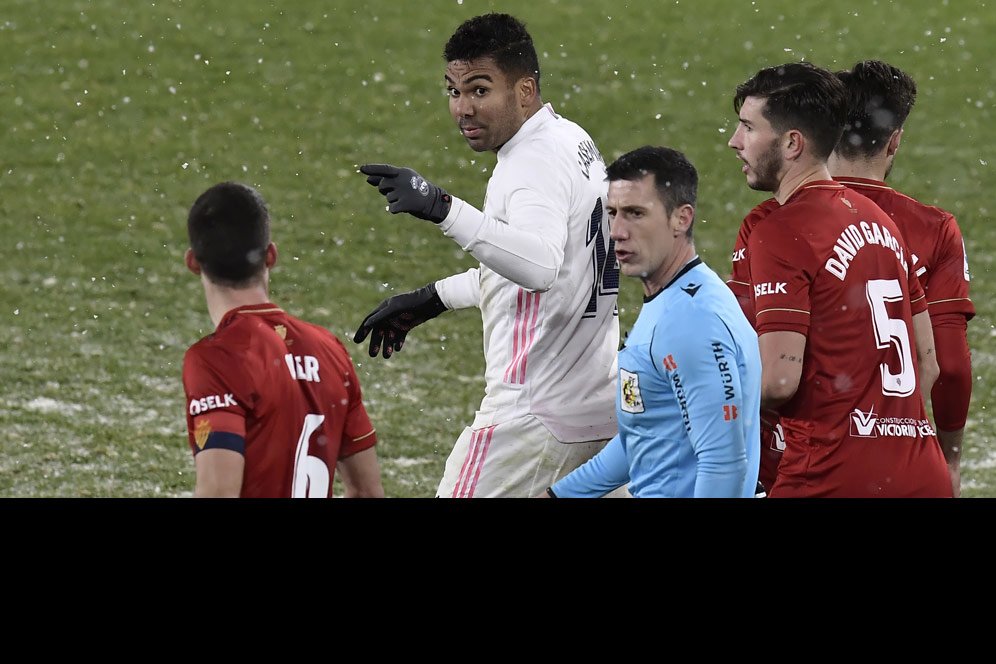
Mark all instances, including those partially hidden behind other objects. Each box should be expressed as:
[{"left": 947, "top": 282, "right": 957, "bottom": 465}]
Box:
[{"left": 435, "top": 104, "right": 619, "bottom": 442}]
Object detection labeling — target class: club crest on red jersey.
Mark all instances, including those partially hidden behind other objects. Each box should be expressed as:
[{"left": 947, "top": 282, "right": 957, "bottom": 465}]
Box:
[{"left": 194, "top": 418, "right": 212, "bottom": 450}]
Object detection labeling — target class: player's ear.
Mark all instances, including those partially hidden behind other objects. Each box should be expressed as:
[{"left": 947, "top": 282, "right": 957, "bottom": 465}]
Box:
[
  {"left": 784, "top": 129, "right": 805, "bottom": 161},
  {"left": 517, "top": 75, "right": 537, "bottom": 106},
  {"left": 887, "top": 128, "right": 903, "bottom": 156},
  {"left": 185, "top": 248, "right": 201, "bottom": 275},
  {"left": 265, "top": 242, "right": 278, "bottom": 268}
]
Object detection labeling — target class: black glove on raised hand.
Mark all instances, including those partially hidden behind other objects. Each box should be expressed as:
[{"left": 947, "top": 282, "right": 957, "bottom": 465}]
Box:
[
  {"left": 359, "top": 163, "right": 452, "bottom": 223},
  {"left": 353, "top": 283, "right": 449, "bottom": 359}
]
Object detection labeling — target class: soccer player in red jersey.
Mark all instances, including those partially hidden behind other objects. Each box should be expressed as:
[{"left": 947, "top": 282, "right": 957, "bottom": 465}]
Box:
[
  {"left": 726, "top": 198, "right": 783, "bottom": 494},
  {"left": 829, "top": 60, "right": 975, "bottom": 496},
  {"left": 182, "top": 182, "right": 384, "bottom": 498},
  {"left": 727, "top": 62, "right": 950, "bottom": 497}
]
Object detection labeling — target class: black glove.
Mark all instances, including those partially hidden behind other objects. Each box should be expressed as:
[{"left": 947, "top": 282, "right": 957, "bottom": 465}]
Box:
[
  {"left": 353, "top": 283, "right": 449, "bottom": 359},
  {"left": 359, "top": 163, "right": 452, "bottom": 223}
]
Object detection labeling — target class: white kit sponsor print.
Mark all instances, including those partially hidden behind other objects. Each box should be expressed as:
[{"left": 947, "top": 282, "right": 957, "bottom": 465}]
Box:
[
  {"left": 849, "top": 405, "right": 936, "bottom": 439},
  {"left": 189, "top": 393, "right": 237, "bottom": 415}
]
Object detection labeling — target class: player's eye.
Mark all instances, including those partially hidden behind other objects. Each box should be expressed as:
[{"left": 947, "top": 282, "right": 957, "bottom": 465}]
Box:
[
  {"left": 474, "top": 87, "right": 489, "bottom": 96},
  {"left": 447, "top": 88, "right": 459, "bottom": 98}
]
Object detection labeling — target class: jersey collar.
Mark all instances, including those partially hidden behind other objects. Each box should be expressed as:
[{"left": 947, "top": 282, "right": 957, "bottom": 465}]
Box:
[
  {"left": 498, "top": 103, "right": 557, "bottom": 158},
  {"left": 833, "top": 176, "right": 892, "bottom": 191},
  {"left": 783, "top": 179, "right": 845, "bottom": 205},
  {"left": 644, "top": 256, "right": 702, "bottom": 303},
  {"left": 217, "top": 302, "right": 283, "bottom": 330}
]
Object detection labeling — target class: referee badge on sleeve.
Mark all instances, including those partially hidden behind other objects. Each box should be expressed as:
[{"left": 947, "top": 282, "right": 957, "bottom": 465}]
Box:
[{"left": 620, "top": 369, "right": 645, "bottom": 413}]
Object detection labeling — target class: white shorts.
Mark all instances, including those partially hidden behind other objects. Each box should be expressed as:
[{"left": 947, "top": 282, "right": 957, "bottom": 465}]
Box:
[{"left": 437, "top": 414, "right": 611, "bottom": 498}]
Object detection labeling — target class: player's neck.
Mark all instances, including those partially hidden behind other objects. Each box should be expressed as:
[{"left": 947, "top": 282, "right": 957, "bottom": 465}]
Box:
[
  {"left": 774, "top": 161, "right": 832, "bottom": 204},
  {"left": 642, "top": 243, "right": 696, "bottom": 297},
  {"left": 203, "top": 279, "right": 271, "bottom": 328},
  {"left": 827, "top": 153, "right": 888, "bottom": 182}
]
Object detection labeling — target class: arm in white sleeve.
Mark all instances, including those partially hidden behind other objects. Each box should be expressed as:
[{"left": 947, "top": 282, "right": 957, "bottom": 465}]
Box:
[
  {"left": 434, "top": 268, "right": 480, "bottom": 310},
  {"left": 438, "top": 187, "right": 570, "bottom": 293},
  {"left": 550, "top": 434, "right": 629, "bottom": 498}
]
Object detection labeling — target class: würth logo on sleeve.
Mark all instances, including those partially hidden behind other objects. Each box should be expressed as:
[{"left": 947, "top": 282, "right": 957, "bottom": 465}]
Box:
[{"left": 662, "top": 354, "right": 677, "bottom": 371}]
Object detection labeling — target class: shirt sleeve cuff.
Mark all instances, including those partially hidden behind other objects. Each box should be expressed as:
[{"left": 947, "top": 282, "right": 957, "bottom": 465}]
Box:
[
  {"left": 438, "top": 196, "right": 485, "bottom": 250},
  {"left": 435, "top": 269, "right": 480, "bottom": 310}
]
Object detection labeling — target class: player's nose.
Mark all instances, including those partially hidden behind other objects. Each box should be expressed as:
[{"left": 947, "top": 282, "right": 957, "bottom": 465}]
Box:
[
  {"left": 451, "top": 93, "right": 474, "bottom": 117},
  {"left": 727, "top": 128, "right": 741, "bottom": 150}
]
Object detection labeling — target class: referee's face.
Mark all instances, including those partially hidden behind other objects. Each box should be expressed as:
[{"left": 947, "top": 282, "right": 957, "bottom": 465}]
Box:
[{"left": 608, "top": 174, "right": 677, "bottom": 292}]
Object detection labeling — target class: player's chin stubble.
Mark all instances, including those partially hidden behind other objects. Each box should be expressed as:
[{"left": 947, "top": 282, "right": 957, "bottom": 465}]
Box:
[{"left": 747, "top": 141, "right": 783, "bottom": 192}]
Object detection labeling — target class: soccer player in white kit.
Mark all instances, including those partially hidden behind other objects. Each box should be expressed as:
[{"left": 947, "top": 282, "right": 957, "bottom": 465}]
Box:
[{"left": 355, "top": 13, "right": 619, "bottom": 497}]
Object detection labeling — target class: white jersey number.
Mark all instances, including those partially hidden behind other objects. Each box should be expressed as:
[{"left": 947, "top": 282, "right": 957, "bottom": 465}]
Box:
[
  {"left": 866, "top": 279, "right": 916, "bottom": 398},
  {"left": 291, "top": 413, "right": 330, "bottom": 498}
]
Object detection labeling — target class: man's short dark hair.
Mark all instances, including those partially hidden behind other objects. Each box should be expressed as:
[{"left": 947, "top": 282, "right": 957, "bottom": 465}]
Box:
[
  {"left": 187, "top": 182, "right": 270, "bottom": 288},
  {"left": 733, "top": 61, "right": 848, "bottom": 161},
  {"left": 606, "top": 146, "right": 698, "bottom": 236},
  {"left": 834, "top": 60, "right": 917, "bottom": 159},
  {"left": 444, "top": 13, "right": 540, "bottom": 92}
]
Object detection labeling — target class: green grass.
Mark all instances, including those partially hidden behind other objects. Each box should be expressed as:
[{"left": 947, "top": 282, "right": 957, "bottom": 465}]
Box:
[{"left": 2, "top": 0, "right": 994, "bottom": 496}]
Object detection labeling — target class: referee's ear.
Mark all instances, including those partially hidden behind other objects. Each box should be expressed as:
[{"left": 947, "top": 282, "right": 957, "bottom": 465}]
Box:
[{"left": 669, "top": 204, "right": 695, "bottom": 238}]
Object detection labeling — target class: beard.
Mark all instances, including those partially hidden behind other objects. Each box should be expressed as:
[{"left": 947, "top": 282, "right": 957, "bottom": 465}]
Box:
[{"left": 747, "top": 138, "right": 784, "bottom": 192}]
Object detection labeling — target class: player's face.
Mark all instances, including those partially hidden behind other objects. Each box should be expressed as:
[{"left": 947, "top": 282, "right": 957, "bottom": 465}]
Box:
[
  {"left": 446, "top": 58, "right": 525, "bottom": 153},
  {"left": 729, "top": 96, "right": 785, "bottom": 192},
  {"left": 608, "top": 174, "right": 678, "bottom": 288}
]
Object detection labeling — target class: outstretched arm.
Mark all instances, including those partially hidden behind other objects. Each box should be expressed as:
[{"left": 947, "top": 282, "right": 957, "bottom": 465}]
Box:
[
  {"left": 359, "top": 162, "right": 571, "bottom": 292},
  {"left": 546, "top": 435, "right": 629, "bottom": 498}
]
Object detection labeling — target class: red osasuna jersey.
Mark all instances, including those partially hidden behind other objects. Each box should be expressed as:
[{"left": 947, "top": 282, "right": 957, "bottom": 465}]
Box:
[
  {"left": 833, "top": 177, "right": 974, "bottom": 320},
  {"left": 183, "top": 303, "right": 376, "bottom": 498},
  {"left": 727, "top": 198, "right": 784, "bottom": 492},
  {"left": 749, "top": 181, "right": 950, "bottom": 497},
  {"left": 834, "top": 177, "right": 974, "bottom": 433}
]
